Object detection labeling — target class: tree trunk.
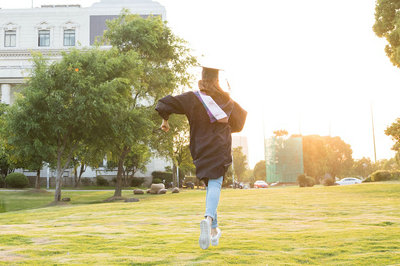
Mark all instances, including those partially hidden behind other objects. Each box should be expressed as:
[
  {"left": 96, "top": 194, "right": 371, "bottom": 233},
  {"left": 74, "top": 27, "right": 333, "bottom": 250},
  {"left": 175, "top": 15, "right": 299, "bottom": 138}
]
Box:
[
  {"left": 54, "top": 168, "right": 63, "bottom": 202},
  {"left": 54, "top": 152, "right": 71, "bottom": 202},
  {"left": 73, "top": 163, "right": 78, "bottom": 187},
  {"left": 35, "top": 169, "right": 41, "bottom": 190},
  {"left": 114, "top": 158, "right": 124, "bottom": 197},
  {"left": 77, "top": 162, "right": 85, "bottom": 187},
  {"left": 172, "top": 164, "right": 177, "bottom": 188},
  {"left": 114, "top": 148, "right": 129, "bottom": 197}
]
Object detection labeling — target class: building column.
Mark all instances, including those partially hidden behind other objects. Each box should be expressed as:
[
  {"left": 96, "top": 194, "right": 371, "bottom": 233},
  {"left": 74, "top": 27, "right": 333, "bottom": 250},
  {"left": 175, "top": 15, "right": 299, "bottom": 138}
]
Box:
[{"left": 1, "top": 84, "right": 11, "bottom": 105}]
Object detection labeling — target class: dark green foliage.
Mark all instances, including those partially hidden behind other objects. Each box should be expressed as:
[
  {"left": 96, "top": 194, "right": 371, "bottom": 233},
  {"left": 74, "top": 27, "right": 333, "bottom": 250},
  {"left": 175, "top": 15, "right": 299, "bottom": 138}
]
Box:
[
  {"left": 373, "top": 1, "right": 400, "bottom": 67},
  {"left": 371, "top": 170, "right": 392, "bottom": 181},
  {"left": 130, "top": 177, "right": 145, "bottom": 187},
  {"left": 96, "top": 176, "right": 109, "bottom": 186},
  {"left": 81, "top": 178, "right": 93, "bottom": 186},
  {"left": 369, "top": 170, "right": 400, "bottom": 182},
  {"left": 321, "top": 177, "right": 335, "bottom": 186},
  {"left": 152, "top": 171, "right": 172, "bottom": 184},
  {"left": 0, "top": 177, "right": 5, "bottom": 188},
  {"left": 5, "top": 173, "right": 29, "bottom": 188},
  {"left": 152, "top": 178, "right": 162, "bottom": 184},
  {"left": 297, "top": 174, "right": 315, "bottom": 187},
  {"left": 391, "top": 170, "right": 400, "bottom": 180},
  {"left": 253, "top": 160, "right": 266, "bottom": 179}
]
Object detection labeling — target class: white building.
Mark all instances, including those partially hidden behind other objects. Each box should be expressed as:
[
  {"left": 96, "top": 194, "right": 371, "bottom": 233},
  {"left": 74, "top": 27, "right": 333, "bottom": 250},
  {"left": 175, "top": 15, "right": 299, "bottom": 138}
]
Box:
[
  {"left": 0, "top": 0, "right": 170, "bottom": 182},
  {"left": 232, "top": 135, "right": 249, "bottom": 164}
]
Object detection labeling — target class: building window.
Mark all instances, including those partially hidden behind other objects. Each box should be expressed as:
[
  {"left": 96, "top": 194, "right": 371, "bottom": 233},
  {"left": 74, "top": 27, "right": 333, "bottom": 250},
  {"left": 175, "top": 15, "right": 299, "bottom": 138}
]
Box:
[
  {"left": 38, "top": 30, "right": 50, "bottom": 47},
  {"left": 4, "top": 30, "right": 16, "bottom": 47},
  {"left": 63, "top": 29, "right": 75, "bottom": 46}
]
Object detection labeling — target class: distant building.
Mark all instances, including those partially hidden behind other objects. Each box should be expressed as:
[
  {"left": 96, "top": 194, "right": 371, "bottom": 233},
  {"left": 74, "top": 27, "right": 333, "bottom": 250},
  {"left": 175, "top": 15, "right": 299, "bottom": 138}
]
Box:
[
  {"left": 0, "top": 0, "right": 168, "bottom": 182},
  {"left": 265, "top": 136, "right": 304, "bottom": 183},
  {"left": 232, "top": 135, "right": 249, "bottom": 163}
]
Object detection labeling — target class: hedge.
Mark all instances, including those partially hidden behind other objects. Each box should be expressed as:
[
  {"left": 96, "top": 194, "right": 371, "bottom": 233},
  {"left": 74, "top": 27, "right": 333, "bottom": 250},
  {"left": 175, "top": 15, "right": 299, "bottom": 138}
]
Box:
[
  {"left": 5, "top": 173, "right": 29, "bottom": 188},
  {"left": 366, "top": 170, "right": 400, "bottom": 182},
  {"left": 297, "top": 174, "right": 315, "bottom": 187},
  {"left": 151, "top": 171, "right": 173, "bottom": 184}
]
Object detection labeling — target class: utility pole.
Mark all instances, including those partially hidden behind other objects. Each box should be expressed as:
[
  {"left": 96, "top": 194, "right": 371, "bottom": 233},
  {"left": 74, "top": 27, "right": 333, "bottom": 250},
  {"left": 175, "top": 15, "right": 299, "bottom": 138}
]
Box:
[
  {"left": 231, "top": 154, "right": 235, "bottom": 188},
  {"left": 371, "top": 103, "right": 377, "bottom": 163},
  {"left": 262, "top": 109, "right": 267, "bottom": 182}
]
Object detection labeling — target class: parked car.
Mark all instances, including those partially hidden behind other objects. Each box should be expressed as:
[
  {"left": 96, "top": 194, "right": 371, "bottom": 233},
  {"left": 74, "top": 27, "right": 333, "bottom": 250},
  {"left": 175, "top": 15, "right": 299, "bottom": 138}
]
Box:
[
  {"left": 182, "top": 181, "right": 195, "bottom": 189},
  {"left": 254, "top": 180, "right": 269, "bottom": 188},
  {"left": 232, "top": 181, "right": 244, "bottom": 189},
  {"left": 335, "top": 177, "right": 362, "bottom": 185}
]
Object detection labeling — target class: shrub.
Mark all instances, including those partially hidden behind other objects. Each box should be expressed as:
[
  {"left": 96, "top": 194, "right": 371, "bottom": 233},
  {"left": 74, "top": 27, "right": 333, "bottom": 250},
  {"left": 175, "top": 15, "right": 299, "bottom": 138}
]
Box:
[
  {"left": 297, "top": 174, "right": 306, "bottom": 187},
  {"left": 321, "top": 177, "right": 335, "bottom": 186},
  {"left": 81, "top": 177, "right": 93, "bottom": 186},
  {"left": 363, "top": 175, "right": 372, "bottom": 182},
  {"left": 5, "top": 173, "right": 29, "bottom": 188},
  {"left": 152, "top": 177, "right": 162, "bottom": 184},
  {"left": 130, "top": 177, "right": 145, "bottom": 187},
  {"left": 0, "top": 177, "right": 5, "bottom": 188},
  {"left": 368, "top": 170, "right": 400, "bottom": 182},
  {"left": 297, "top": 174, "right": 314, "bottom": 187},
  {"left": 370, "top": 170, "right": 391, "bottom": 181},
  {"left": 96, "top": 176, "right": 109, "bottom": 186},
  {"left": 391, "top": 170, "right": 400, "bottom": 180},
  {"left": 305, "top": 176, "right": 315, "bottom": 187},
  {"left": 151, "top": 171, "right": 173, "bottom": 184}
]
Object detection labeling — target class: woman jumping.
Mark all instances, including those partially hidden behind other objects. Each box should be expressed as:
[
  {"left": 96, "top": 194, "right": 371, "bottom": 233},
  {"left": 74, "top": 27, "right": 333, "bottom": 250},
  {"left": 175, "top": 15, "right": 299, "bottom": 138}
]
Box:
[{"left": 155, "top": 66, "right": 247, "bottom": 250}]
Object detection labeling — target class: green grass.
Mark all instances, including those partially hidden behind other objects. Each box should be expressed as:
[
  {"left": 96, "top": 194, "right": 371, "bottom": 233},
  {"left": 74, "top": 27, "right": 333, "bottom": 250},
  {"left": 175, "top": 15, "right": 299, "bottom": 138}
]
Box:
[{"left": 0, "top": 184, "right": 399, "bottom": 265}]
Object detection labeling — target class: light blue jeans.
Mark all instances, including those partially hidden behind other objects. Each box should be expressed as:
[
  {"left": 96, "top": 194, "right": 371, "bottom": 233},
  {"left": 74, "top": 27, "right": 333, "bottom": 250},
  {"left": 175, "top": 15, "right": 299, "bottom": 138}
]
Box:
[{"left": 204, "top": 176, "right": 223, "bottom": 229}]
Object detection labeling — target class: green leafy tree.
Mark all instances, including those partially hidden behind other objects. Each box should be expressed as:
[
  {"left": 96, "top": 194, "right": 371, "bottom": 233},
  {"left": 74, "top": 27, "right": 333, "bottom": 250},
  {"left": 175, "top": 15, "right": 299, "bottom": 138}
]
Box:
[
  {"left": 10, "top": 48, "right": 137, "bottom": 202},
  {"left": 373, "top": 0, "right": 400, "bottom": 67},
  {"left": 107, "top": 143, "right": 151, "bottom": 187},
  {"left": 303, "top": 135, "right": 353, "bottom": 181},
  {"left": 232, "top": 146, "right": 249, "bottom": 183},
  {"left": 102, "top": 11, "right": 196, "bottom": 195},
  {"left": 5, "top": 99, "right": 55, "bottom": 189},
  {"left": 386, "top": 118, "right": 400, "bottom": 151},
  {"left": 70, "top": 145, "right": 106, "bottom": 187},
  {"left": 151, "top": 115, "right": 191, "bottom": 187},
  {"left": 253, "top": 160, "right": 266, "bottom": 180},
  {"left": 0, "top": 103, "right": 14, "bottom": 178},
  {"left": 352, "top": 157, "right": 375, "bottom": 178}
]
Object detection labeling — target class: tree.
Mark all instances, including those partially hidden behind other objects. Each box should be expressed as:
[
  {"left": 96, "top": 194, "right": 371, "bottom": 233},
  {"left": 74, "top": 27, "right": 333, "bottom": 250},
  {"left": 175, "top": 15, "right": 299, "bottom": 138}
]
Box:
[
  {"left": 107, "top": 143, "right": 151, "bottom": 187},
  {"left": 273, "top": 129, "right": 288, "bottom": 137},
  {"left": 0, "top": 103, "right": 14, "bottom": 178},
  {"left": 8, "top": 48, "right": 137, "bottom": 202},
  {"left": 102, "top": 11, "right": 196, "bottom": 196},
  {"left": 373, "top": 1, "right": 400, "bottom": 67},
  {"left": 232, "top": 146, "right": 249, "bottom": 183},
  {"left": 5, "top": 100, "right": 55, "bottom": 189},
  {"left": 352, "top": 157, "right": 375, "bottom": 178},
  {"left": 253, "top": 160, "right": 266, "bottom": 180},
  {"left": 151, "top": 114, "right": 192, "bottom": 187},
  {"left": 303, "top": 135, "right": 353, "bottom": 181}
]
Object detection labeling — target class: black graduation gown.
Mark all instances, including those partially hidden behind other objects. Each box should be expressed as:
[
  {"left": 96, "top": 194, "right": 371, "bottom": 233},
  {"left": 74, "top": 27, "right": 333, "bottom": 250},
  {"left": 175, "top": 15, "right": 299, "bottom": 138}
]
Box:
[{"left": 155, "top": 91, "right": 247, "bottom": 182}]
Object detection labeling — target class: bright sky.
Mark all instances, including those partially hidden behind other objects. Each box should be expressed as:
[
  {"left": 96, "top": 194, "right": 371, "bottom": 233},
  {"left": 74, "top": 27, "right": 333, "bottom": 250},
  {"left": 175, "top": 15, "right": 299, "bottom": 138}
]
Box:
[{"left": 3, "top": 0, "right": 399, "bottom": 167}]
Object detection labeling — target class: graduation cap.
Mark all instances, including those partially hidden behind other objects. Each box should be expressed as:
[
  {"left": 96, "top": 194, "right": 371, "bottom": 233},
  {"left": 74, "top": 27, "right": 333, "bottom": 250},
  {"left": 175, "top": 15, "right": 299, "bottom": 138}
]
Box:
[
  {"left": 200, "top": 66, "right": 232, "bottom": 92},
  {"left": 202, "top": 66, "right": 222, "bottom": 81}
]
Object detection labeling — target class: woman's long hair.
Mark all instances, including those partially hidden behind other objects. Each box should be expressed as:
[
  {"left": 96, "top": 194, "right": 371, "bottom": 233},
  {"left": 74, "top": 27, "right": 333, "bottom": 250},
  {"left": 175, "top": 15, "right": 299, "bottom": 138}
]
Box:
[{"left": 198, "top": 79, "right": 230, "bottom": 102}]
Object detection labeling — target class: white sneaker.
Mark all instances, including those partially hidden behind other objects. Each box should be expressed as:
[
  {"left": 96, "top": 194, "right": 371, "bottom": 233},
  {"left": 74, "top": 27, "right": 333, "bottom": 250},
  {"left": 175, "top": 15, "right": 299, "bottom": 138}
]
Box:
[
  {"left": 211, "top": 228, "right": 221, "bottom": 246},
  {"left": 199, "top": 219, "right": 211, "bottom": 250}
]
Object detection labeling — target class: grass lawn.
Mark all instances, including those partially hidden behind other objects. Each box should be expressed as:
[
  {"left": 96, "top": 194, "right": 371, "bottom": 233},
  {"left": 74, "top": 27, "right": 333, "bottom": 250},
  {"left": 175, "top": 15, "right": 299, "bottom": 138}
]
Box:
[{"left": 0, "top": 183, "right": 399, "bottom": 265}]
